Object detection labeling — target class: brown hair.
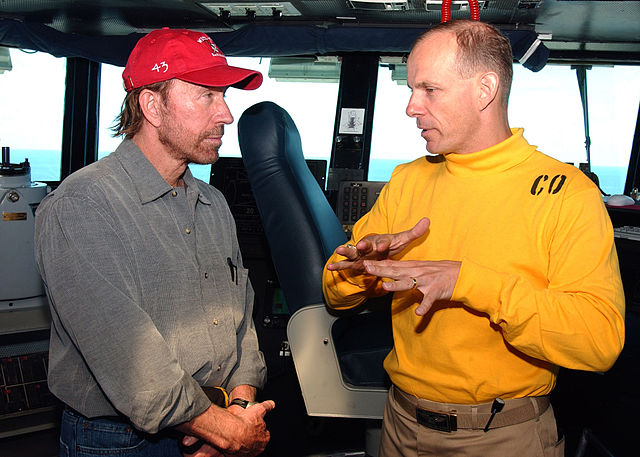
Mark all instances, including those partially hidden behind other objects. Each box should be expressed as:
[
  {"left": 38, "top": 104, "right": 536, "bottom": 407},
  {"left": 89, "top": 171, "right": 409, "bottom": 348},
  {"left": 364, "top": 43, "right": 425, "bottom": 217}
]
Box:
[
  {"left": 111, "top": 80, "right": 173, "bottom": 139},
  {"left": 415, "top": 20, "right": 513, "bottom": 108}
]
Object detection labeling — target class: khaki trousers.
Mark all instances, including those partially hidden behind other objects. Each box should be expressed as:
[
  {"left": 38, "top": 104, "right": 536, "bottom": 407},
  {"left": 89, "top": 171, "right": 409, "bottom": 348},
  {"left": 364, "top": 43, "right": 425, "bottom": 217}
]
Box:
[{"left": 379, "top": 385, "right": 564, "bottom": 457}]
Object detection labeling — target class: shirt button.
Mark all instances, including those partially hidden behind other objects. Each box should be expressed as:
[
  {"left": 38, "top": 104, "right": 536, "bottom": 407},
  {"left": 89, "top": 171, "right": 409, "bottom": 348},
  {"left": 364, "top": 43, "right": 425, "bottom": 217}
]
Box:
[
  {"left": 204, "top": 272, "right": 209, "bottom": 279},
  {"left": 185, "top": 228, "right": 191, "bottom": 234},
  {"left": 217, "top": 365, "right": 222, "bottom": 371},
  {"left": 171, "top": 190, "right": 177, "bottom": 197},
  {"left": 213, "top": 318, "right": 218, "bottom": 325}
]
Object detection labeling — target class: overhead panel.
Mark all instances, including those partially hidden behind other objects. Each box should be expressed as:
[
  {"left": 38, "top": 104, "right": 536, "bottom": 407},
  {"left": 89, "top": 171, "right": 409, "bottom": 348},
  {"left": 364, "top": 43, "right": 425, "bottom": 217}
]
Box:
[
  {"left": 348, "top": 1, "right": 411, "bottom": 10},
  {"left": 200, "top": 2, "right": 302, "bottom": 18},
  {"left": 347, "top": 0, "right": 493, "bottom": 12},
  {"left": 0, "top": 47, "right": 11, "bottom": 74},
  {"left": 423, "top": 0, "right": 488, "bottom": 12},
  {"left": 517, "top": 0, "right": 542, "bottom": 9},
  {"left": 0, "top": 0, "right": 638, "bottom": 56},
  {"left": 380, "top": 56, "right": 407, "bottom": 84},
  {"left": 268, "top": 56, "right": 341, "bottom": 82}
]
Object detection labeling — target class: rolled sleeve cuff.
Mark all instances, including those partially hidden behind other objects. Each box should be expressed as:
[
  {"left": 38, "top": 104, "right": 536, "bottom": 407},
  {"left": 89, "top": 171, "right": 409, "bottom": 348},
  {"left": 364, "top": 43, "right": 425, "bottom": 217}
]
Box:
[
  {"left": 323, "top": 259, "right": 387, "bottom": 307},
  {"left": 130, "top": 371, "right": 211, "bottom": 434},
  {"left": 227, "top": 352, "right": 267, "bottom": 392}
]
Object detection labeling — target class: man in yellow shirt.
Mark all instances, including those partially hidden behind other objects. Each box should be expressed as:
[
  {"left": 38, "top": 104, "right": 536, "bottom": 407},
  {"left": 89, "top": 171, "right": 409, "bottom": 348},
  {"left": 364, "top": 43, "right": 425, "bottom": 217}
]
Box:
[{"left": 323, "top": 19, "right": 625, "bottom": 457}]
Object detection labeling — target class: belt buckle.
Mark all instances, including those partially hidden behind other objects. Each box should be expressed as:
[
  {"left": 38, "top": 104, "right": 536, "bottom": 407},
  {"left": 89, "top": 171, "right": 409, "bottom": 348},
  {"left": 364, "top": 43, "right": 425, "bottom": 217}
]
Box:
[{"left": 416, "top": 408, "right": 457, "bottom": 432}]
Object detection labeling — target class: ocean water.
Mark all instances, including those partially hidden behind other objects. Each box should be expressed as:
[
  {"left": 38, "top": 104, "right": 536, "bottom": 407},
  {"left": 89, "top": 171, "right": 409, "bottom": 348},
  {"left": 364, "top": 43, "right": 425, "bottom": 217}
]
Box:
[
  {"left": 6, "top": 149, "right": 63, "bottom": 182},
  {"left": 5, "top": 148, "right": 630, "bottom": 197}
]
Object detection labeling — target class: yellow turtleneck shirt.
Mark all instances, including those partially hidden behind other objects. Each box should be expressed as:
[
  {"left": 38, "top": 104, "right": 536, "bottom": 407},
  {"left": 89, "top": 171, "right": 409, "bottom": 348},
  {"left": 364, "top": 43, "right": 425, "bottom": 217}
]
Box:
[{"left": 322, "top": 129, "right": 625, "bottom": 404}]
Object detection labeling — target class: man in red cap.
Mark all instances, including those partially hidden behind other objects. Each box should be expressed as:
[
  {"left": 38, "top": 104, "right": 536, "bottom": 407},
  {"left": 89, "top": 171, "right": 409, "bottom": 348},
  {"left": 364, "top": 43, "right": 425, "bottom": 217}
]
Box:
[{"left": 35, "top": 28, "right": 273, "bottom": 457}]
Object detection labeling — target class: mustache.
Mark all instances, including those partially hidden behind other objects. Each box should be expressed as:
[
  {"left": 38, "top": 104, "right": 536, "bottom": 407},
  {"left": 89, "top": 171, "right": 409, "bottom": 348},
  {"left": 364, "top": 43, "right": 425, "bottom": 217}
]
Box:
[{"left": 201, "top": 126, "right": 225, "bottom": 139}]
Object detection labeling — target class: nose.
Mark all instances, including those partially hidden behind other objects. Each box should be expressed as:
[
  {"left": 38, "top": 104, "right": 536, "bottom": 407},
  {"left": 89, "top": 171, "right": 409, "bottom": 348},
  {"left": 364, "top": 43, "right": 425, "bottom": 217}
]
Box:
[
  {"left": 406, "top": 92, "right": 420, "bottom": 118},
  {"left": 215, "top": 96, "right": 234, "bottom": 125}
]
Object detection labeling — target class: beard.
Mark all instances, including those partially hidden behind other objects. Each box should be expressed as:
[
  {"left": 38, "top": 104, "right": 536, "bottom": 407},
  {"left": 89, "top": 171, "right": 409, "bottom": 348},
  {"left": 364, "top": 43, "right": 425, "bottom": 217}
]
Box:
[{"left": 158, "top": 112, "right": 224, "bottom": 165}]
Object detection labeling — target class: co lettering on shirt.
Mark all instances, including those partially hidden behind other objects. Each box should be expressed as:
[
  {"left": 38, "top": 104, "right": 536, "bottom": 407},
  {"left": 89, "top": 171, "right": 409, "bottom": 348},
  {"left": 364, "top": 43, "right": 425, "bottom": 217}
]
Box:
[{"left": 530, "top": 174, "right": 567, "bottom": 196}]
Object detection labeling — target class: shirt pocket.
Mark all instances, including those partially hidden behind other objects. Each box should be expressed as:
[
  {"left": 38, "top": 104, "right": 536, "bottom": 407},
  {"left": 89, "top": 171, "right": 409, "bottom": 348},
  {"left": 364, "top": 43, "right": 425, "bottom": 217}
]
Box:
[{"left": 231, "top": 264, "right": 251, "bottom": 333}]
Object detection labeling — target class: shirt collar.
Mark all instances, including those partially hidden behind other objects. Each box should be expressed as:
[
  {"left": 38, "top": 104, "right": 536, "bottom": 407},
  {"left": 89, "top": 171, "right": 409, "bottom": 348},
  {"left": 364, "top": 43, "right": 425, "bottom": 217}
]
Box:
[
  {"left": 183, "top": 167, "right": 212, "bottom": 206},
  {"left": 443, "top": 128, "right": 537, "bottom": 177},
  {"left": 114, "top": 139, "right": 211, "bottom": 205}
]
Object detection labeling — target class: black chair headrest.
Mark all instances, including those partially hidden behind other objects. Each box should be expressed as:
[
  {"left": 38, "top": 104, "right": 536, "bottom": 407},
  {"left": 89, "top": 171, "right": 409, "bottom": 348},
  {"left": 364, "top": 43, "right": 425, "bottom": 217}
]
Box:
[{"left": 238, "top": 101, "right": 347, "bottom": 313}]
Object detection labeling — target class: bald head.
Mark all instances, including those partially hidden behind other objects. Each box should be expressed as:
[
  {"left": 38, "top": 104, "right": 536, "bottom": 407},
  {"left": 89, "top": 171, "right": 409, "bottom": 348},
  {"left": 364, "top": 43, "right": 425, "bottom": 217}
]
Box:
[{"left": 413, "top": 20, "right": 513, "bottom": 109}]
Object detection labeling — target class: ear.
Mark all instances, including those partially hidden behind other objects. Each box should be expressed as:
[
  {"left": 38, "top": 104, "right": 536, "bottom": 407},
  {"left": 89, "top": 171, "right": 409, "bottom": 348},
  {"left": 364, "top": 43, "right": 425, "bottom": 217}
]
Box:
[
  {"left": 477, "top": 72, "right": 499, "bottom": 111},
  {"left": 138, "top": 89, "right": 165, "bottom": 128}
]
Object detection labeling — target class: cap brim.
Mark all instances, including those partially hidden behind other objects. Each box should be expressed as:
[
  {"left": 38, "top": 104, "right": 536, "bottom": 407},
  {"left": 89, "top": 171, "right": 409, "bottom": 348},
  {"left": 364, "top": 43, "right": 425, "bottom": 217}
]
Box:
[{"left": 178, "top": 64, "right": 263, "bottom": 90}]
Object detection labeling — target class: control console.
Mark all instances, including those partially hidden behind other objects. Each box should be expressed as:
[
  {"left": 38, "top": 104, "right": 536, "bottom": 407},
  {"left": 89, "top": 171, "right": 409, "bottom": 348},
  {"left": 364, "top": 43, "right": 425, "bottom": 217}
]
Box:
[{"left": 336, "top": 181, "right": 386, "bottom": 238}]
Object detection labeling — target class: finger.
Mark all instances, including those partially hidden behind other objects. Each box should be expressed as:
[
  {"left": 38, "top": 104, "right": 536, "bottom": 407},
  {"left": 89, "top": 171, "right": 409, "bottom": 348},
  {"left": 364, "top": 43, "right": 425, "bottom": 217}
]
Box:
[
  {"left": 381, "top": 276, "right": 418, "bottom": 291},
  {"left": 335, "top": 243, "right": 359, "bottom": 259},
  {"left": 363, "top": 259, "right": 430, "bottom": 278},
  {"left": 326, "top": 260, "right": 353, "bottom": 271},
  {"left": 246, "top": 400, "right": 276, "bottom": 419},
  {"left": 188, "top": 444, "right": 224, "bottom": 457},
  {"left": 409, "top": 217, "right": 430, "bottom": 238},
  {"left": 191, "top": 448, "right": 221, "bottom": 457},
  {"left": 370, "top": 237, "right": 392, "bottom": 255},
  {"left": 415, "top": 297, "right": 434, "bottom": 316},
  {"left": 363, "top": 260, "right": 404, "bottom": 279},
  {"left": 183, "top": 435, "right": 200, "bottom": 446},
  {"left": 348, "top": 234, "right": 390, "bottom": 256},
  {"left": 392, "top": 217, "right": 430, "bottom": 247},
  {"left": 181, "top": 437, "right": 207, "bottom": 456},
  {"left": 258, "top": 400, "right": 276, "bottom": 413},
  {"left": 226, "top": 404, "right": 245, "bottom": 414}
]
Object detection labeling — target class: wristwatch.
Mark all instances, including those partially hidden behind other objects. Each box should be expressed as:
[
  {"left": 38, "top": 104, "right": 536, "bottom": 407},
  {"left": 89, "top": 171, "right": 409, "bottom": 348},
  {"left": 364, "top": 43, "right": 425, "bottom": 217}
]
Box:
[{"left": 228, "top": 398, "right": 257, "bottom": 409}]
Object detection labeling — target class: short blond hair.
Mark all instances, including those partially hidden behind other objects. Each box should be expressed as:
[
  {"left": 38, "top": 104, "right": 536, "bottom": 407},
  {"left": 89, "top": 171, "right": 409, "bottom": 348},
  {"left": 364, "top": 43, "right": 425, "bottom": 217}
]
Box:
[{"left": 415, "top": 20, "right": 513, "bottom": 108}]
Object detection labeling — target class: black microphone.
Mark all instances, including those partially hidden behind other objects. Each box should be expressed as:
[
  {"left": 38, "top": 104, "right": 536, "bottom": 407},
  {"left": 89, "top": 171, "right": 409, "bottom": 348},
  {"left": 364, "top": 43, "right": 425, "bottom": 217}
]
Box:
[{"left": 483, "top": 398, "right": 505, "bottom": 432}]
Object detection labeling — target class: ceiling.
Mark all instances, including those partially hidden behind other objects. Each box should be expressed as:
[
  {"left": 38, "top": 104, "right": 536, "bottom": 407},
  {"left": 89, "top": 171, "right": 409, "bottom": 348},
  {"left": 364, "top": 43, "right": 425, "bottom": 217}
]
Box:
[{"left": 0, "top": 1, "right": 639, "bottom": 60}]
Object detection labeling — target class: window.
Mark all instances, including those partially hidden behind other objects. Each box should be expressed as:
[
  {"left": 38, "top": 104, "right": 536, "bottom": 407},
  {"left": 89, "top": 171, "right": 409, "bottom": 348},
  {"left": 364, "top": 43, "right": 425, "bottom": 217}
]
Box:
[
  {"left": 0, "top": 48, "right": 66, "bottom": 181},
  {"left": 98, "top": 63, "right": 127, "bottom": 159},
  {"left": 370, "top": 64, "right": 427, "bottom": 182},
  {"left": 510, "top": 64, "right": 640, "bottom": 196},
  {"left": 580, "top": 66, "right": 639, "bottom": 195},
  {"left": 370, "top": 62, "right": 640, "bottom": 196},
  {"left": 98, "top": 57, "right": 340, "bottom": 182}
]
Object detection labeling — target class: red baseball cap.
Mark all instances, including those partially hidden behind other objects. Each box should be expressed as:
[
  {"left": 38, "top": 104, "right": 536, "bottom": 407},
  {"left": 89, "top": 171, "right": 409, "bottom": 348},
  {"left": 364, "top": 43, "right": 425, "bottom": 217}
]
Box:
[{"left": 122, "top": 28, "right": 262, "bottom": 91}]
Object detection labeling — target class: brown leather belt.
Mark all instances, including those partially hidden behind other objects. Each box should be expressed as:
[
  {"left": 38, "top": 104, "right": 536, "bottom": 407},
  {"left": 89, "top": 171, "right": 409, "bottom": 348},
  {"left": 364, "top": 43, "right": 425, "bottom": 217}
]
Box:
[{"left": 392, "top": 385, "right": 550, "bottom": 432}]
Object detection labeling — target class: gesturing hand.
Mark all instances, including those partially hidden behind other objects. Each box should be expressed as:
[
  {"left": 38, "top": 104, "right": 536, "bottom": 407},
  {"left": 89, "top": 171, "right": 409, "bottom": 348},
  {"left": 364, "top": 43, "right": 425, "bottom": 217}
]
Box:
[
  {"left": 326, "top": 218, "right": 430, "bottom": 273},
  {"left": 363, "top": 259, "right": 461, "bottom": 316}
]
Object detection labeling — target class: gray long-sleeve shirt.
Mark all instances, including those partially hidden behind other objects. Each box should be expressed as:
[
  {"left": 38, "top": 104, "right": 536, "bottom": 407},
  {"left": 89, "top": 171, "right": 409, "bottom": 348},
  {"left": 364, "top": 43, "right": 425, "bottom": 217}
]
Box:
[{"left": 34, "top": 139, "right": 266, "bottom": 434}]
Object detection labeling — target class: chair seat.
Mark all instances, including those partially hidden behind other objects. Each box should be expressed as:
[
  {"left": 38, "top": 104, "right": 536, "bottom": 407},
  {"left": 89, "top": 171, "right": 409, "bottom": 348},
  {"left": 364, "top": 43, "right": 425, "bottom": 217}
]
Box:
[{"left": 332, "top": 306, "right": 393, "bottom": 389}]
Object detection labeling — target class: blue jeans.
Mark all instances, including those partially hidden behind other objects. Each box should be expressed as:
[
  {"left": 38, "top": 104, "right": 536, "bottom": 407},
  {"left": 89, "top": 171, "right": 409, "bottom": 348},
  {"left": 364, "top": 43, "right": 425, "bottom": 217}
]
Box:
[{"left": 59, "top": 408, "right": 183, "bottom": 457}]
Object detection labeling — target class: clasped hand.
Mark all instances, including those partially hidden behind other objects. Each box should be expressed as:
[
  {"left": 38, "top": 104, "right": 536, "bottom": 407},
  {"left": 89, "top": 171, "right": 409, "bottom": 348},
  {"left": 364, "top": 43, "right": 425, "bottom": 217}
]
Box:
[
  {"left": 181, "top": 400, "right": 275, "bottom": 457},
  {"left": 326, "top": 217, "right": 460, "bottom": 316}
]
